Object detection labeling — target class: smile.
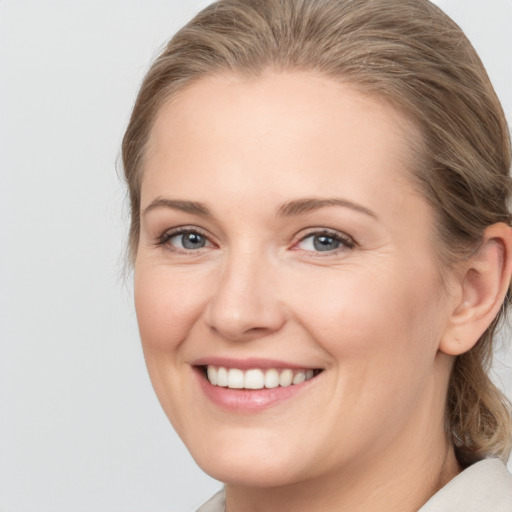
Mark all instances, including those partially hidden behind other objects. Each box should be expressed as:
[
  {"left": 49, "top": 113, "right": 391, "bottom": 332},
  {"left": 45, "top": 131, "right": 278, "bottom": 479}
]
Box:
[{"left": 204, "top": 366, "right": 320, "bottom": 389}]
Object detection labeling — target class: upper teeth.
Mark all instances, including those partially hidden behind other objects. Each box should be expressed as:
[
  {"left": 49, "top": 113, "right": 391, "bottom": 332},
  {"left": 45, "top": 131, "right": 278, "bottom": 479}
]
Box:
[{"left": 206, "top": 366, "right": 315, "bottom": 389}]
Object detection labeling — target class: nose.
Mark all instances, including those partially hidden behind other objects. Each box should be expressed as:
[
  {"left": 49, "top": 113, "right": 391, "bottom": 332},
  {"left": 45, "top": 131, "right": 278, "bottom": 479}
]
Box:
[{"left": 204, "top": 249, "right": 286, "bottom": 341}]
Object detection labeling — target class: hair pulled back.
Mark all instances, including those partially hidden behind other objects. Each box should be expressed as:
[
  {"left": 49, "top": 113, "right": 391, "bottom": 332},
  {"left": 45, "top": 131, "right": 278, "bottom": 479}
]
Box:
[{"left": 122, "top": 0, "right": 512, "bottom": 464}]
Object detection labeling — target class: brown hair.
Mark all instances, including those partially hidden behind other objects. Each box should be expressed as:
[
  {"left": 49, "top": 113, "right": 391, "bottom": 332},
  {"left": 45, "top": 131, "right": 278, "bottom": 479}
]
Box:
[{"left": 122, "top": 0, "right": 512, "bottom": 463}]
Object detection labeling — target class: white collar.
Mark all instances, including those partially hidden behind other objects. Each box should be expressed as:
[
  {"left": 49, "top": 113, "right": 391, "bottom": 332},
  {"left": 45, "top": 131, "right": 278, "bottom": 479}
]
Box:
[{"left": 419, "top": 458, "right": 512, "bottom": 511}]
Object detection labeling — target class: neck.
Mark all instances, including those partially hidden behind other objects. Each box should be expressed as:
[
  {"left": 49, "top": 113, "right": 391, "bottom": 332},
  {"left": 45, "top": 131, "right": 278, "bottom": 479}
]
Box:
[{"left": 226, "top": 437, "right": 460, "bottom": 512}]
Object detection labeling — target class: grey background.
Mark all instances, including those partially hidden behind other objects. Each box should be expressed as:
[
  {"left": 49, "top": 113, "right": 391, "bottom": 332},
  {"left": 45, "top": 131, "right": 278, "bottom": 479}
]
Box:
[{"left": 0, "top": 1, "right": 511, "bottom": 511}]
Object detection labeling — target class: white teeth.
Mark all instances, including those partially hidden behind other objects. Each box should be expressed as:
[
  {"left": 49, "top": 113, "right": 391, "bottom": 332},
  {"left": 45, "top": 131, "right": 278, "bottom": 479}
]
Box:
[
  {"left": 279, "top": 369, "right": 293, "bottom": 387},
  {"left": 206, "top": 366, "right": 319, "bottom": 389},
  {"left": 217, "top": 367, "right": 228, "bottom": 387},
  {"left": 292, "top": 371, "right": 306, "bottom": 385},
  {"left": 228, "top": 368, "right": 244, "bottom": 389},
  {"left": 244, "top": 369, "right": 265, "bottom": 389},
  {"left": 264, "top": 369, "right": 280, "bottom": 388},
  {"left": 207, "top": 366, "right": 217, "bottom": 385}
]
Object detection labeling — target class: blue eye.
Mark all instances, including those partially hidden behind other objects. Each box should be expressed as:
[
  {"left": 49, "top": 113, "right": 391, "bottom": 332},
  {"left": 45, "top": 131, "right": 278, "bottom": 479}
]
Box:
[
  {"left": 165, "top": 230, "right": 212, "bottom": 251},
  {"left": 296, "top": 232, "right": 353, "bottom": 252}
]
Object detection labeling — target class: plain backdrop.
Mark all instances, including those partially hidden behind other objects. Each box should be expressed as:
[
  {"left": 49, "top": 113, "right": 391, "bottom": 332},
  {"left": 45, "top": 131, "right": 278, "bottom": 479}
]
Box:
[{"left": 0, "top": 1, "right": 511, "bottom": 511}]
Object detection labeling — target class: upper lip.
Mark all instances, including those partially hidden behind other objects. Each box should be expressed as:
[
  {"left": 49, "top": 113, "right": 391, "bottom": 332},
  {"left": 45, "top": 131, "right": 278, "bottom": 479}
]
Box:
[{"left": 191, "top": 357, "right": 322, "bottom": 370}]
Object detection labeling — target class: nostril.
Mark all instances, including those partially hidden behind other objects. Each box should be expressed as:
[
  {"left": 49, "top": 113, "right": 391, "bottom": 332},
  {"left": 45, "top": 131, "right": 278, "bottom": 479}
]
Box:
[{"left": 207, "top": 322, "right": 281, "bottom": 342}]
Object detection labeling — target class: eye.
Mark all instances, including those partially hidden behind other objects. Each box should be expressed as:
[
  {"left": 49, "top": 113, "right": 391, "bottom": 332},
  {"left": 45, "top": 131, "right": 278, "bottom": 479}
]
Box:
[
  {"left": 173, "top": 231, "right": 209, "bottom": 250},
  {"left": 295, "top": 230, "right": 354, "bottom": 253},
  {"left": 158, "top": 228, "right": 213, "bottom": 252}
]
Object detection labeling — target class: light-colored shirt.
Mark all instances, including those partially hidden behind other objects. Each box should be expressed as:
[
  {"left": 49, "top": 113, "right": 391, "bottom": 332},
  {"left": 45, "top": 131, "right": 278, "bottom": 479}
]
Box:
[{"left": 196, "top": 458, "right": 512, "bottom": 511}]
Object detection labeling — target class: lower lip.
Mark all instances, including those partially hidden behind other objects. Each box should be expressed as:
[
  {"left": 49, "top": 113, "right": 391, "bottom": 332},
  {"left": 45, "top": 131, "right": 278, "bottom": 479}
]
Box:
[{"left": 195, "top": 368, "right": 317, "bottom": 412}]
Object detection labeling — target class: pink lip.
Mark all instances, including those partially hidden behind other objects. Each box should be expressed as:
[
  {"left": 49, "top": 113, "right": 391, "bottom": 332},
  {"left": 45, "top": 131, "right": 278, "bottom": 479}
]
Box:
[
  {"left": 192, "top": 357, "right": 317, "bottom": 371},
  {"left": 193, "top": 365, "right": 320, "bottom": 413}
]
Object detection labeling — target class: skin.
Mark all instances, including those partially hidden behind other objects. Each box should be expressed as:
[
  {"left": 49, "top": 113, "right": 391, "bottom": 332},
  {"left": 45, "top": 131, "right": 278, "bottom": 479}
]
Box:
[{"left": 133, "top": 71, "right": 507, "bottom": 512}]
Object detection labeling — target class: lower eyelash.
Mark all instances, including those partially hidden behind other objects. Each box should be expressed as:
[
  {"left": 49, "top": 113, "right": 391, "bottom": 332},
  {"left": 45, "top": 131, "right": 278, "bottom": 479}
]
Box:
[
  {"left": 301, "top": 230, "right": 355, "bottom": 250},
  {"left": 159, "top": 233, "right": 174, "bottom": 245},
  {"left": 153, "top": 228, "right": 354, "bottom": 253},
  {"left": 338, "top": 235, "right": 355, "bottom": 249},
  {"left": 154, "top": 228, "right": 207, "bottom": 247},
  {"left": 154, "top": 231, "right": 175, "bottom": 246}
]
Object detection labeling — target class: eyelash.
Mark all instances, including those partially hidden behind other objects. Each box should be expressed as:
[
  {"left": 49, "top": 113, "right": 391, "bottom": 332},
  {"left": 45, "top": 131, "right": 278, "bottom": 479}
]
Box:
[
  {"left": 155, "top": 227, "right": 356, "bottom": 255},
  {"left": 293, "top": 229, "right": 355, "bottom": 255},
  {"left": 155, "top": 227, "right": 214, "bottom": 254}
]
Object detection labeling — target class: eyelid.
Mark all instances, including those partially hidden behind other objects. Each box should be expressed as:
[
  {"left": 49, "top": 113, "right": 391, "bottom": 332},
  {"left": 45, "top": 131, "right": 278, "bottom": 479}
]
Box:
[
  {"left": 153, "top": 225, "right": 355, "bottom": 255},
  {"left": 155, "top": 225, "right": 217, "bottom": 251},
  {"left": 292, "top": 228, "right": 356, "bottom": 252}
]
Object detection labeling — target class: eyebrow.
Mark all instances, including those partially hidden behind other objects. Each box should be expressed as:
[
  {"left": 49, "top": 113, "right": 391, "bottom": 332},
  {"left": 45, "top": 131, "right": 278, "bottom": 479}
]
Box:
[
  {"left": 142, "top": 196, "right": 377, "bottom": 219},
  {"left": 277, "top": 197, "right": 377, "bottom": 218},
  {"left": 142, "top": 198, "right": 212, "bottom": 217}
]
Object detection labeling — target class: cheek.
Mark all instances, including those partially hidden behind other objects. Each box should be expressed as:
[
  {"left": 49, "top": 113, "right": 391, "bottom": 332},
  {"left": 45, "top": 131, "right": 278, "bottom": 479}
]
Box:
[
  {"left": 133, "top": 264, "right": 211, "bottom": 353},
  {"left": 287, "top": 261, "right": 443, "bottom": 366},
  {"left": 133, "top": 263, "right": 215, "bottom": 432},
  {"left": 292, "top": 265, "right": 446, "bottom": 436}
]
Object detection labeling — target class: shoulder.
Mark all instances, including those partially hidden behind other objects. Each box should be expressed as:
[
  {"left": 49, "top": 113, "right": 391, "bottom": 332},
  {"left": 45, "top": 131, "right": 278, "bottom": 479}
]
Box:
[
  {"left": 196, "top": 489, "right": 226, "bottom": 512},
  {"left": 419, "top": 458, "right": 512, "bottom": 511}
]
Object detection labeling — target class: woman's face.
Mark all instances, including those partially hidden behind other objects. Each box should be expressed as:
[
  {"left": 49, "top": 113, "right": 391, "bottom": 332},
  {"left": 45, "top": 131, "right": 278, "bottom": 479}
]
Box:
[{"left": 135, "top": 72, "right": 456, "bottom": 486}]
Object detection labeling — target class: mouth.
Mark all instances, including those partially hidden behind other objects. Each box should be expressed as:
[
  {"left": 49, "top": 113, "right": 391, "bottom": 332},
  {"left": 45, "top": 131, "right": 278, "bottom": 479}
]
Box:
[{"left": 198, "top": 365, "right": 323, "bottom": 390}]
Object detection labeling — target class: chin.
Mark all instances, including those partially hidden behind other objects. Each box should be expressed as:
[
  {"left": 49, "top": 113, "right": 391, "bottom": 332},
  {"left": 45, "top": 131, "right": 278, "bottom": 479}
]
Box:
[
  {"left": 196, "top": 454, "right": 301, "bottom": 488},
  {"left": 183, "top": 429, "right": 312, "bottom": 487}
]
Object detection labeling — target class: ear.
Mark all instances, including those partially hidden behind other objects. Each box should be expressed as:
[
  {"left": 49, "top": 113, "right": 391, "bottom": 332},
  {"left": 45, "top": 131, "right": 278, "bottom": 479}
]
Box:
[{"left": 439, "top": 223, "right": 512, "bottom": 356}]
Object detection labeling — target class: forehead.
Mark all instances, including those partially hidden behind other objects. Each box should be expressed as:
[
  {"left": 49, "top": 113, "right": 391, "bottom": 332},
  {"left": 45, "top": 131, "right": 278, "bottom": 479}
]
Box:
[
  {"left": 142, "top": 70, "right": 423, "bottom": 216},
  {"left": 147, "top": 71, "right": 417, "bottom": 156}
]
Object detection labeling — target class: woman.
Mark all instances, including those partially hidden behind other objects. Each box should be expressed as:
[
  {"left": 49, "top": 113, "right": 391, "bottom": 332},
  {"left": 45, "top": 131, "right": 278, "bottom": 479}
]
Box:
[{"left": 122, "top": 0, "right": 512, "bottom": 510}]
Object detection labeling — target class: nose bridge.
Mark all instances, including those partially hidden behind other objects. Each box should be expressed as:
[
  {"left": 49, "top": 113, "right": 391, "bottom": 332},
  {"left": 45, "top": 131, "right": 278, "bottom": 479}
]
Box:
[{"left": 204, "top": 242, "right": 284, "bottom": 340}]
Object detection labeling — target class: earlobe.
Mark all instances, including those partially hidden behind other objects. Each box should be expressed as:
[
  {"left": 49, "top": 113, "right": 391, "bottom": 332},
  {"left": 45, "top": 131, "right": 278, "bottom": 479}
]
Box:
[{"left": 439, "top": 223, "right": 512, "bottom": 356}]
